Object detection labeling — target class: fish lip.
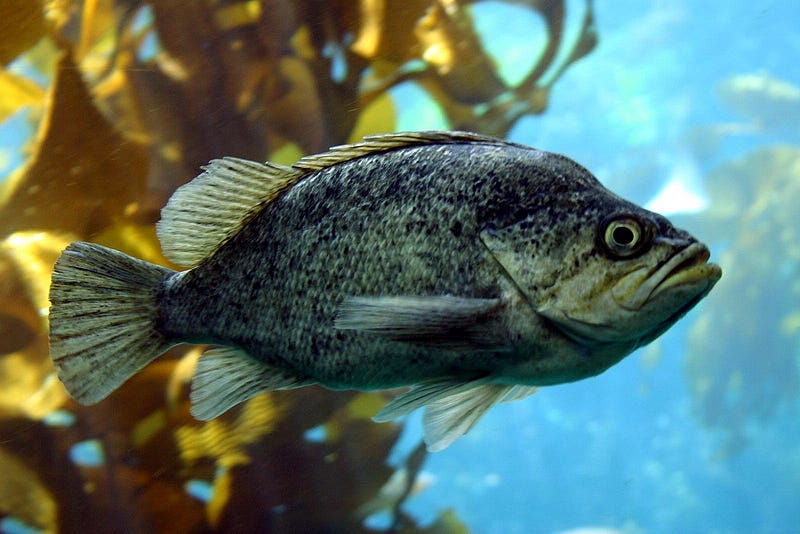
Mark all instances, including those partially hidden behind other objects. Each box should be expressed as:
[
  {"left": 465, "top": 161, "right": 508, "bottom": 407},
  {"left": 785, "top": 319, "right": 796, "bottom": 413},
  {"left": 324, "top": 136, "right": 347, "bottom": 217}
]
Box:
[
  {"left": 650, "top": 243, "right": 721, "bottom": 297},
  {"left": 615, "top": 242, "right": 720, "bottom": 310}
]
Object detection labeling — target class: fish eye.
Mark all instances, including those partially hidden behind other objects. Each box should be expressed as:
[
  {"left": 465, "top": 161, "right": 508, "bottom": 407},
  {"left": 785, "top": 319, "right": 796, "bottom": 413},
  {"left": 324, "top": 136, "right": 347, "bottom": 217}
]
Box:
[{"left": 601, "top": 215, "right": 650, "bottom": 258}]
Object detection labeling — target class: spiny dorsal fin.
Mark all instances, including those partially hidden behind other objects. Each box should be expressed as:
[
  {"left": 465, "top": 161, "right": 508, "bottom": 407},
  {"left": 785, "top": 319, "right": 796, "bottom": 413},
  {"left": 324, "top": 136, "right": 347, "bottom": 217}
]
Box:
[
  {"left": 158, "top": 131, "right": 511, "bottom": 267},
  {"left": 293, "top": 130, "right": 511, "bottom": 173},
  {"left": 157, "top": 157, "right": 302, "bottom": 267}
]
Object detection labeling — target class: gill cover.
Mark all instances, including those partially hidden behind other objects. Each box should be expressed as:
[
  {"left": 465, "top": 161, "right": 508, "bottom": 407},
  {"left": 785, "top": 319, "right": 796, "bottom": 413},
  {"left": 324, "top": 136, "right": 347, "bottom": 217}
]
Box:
[{"left": 479, "top": 224, "right": 560, "bottom": 304}]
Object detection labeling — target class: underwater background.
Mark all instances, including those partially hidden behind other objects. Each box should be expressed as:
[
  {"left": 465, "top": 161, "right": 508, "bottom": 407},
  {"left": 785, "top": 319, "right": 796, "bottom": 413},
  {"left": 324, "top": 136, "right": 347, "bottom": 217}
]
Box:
[{"left": 0, "top": 1, "right": 798, "bottom": 533}]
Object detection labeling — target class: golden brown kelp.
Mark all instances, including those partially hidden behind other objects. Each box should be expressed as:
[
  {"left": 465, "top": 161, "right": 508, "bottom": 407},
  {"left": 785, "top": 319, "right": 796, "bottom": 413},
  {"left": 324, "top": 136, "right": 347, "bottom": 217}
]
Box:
[
  {"left": 0, "top": 1, "right": 597, "bottom": 531},
  {"left": 0, "top": 0, "right": 45, "bottom": 67},
  {"left": 0, "top": 53, "right": 150, "bottom": 237},
  {"left": 683, "top": 146, "right": 800, "bottom": 456}
]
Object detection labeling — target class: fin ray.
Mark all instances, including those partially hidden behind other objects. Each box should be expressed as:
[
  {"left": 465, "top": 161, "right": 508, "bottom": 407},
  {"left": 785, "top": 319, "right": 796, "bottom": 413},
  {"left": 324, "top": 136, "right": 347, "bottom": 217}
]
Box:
[
  {"left": 49, "top": 242, "right": 175, "bottom": 404},
  {"left": 423, "top": 384, "right": 520, "bottom": 452},
  {"left": 157, "top": 157, "right": 302, "bottom": 267},
  {"left": 500, "top": 385, "right": 539, "bottom": 403},
  {"left": 334, "top": 295, "right": 505, "bottom": 351},
  {"left": 294, "top": 131, "right": 511, "bottom": 173},
  {"left": 190, "top": 347, "right": 311, "bottom": 420},
  {"left": 373, "top": 377, "right": 539, "bottom": 451},
  {"left": 159, "top": 132, "right": 512, "bottom": 267},
  {"left": 373, "top": 377, "right": 490, "bottom": 422}
]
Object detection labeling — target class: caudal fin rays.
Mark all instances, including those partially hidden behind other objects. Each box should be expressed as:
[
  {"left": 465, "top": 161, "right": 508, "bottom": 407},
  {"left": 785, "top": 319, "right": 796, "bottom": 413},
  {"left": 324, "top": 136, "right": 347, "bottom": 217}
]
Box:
[{"left": 49, "top": 242, "right": 176, "bottom": 404}]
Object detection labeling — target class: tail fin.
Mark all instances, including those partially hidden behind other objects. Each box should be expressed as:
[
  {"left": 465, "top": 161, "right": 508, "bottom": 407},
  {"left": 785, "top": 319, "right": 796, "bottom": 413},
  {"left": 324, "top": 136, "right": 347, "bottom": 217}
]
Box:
[{"left": 48, "top": 242, "right": 177, "bottom": 404}]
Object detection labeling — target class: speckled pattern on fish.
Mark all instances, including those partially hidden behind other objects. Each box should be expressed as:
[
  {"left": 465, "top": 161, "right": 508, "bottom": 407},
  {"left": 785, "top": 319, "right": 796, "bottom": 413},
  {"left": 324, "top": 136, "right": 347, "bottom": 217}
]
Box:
[{"left": 48, "top": 131, "right": 721, "bottom": 451}]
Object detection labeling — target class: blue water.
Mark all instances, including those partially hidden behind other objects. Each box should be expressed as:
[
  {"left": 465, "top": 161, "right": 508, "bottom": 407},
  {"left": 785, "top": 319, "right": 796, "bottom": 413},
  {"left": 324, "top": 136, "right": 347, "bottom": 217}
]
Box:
[{"left": 389, "top": 1, "right": 800, "bottom": 532}]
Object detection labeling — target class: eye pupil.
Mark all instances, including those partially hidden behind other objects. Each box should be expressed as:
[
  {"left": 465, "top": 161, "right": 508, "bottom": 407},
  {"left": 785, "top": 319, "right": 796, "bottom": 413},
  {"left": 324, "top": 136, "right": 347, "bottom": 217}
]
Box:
[
  {"left": 612, "top": 225, "right": 635, "bottom": 245},
  {"left": 600, "top": 215, "right": 650, "bottom": 259}
]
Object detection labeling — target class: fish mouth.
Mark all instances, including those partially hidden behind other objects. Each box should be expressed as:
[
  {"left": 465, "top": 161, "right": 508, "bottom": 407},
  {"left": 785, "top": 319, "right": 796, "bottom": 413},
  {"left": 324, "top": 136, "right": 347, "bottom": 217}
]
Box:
[
  {"left": 651, "top": 244, "right": 721, "bottom": 296},
  {"left": 542, "top": 243, "right": 721, "bottom": 350},
  {"left": 614, "top": 242, "right": 722, "bottom": 310}
]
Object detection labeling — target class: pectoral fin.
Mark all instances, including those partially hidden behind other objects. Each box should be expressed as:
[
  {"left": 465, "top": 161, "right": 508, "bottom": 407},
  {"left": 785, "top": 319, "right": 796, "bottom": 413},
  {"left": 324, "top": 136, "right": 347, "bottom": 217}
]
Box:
[
  {"left": 374, "top": 377, "right": 538, "bottom": 452},
  {"left": 190, "top": 347, "right": 311, "bottom": 420},
  {"left": 333, "top": 295, "right": 506, "bottom": 351}
]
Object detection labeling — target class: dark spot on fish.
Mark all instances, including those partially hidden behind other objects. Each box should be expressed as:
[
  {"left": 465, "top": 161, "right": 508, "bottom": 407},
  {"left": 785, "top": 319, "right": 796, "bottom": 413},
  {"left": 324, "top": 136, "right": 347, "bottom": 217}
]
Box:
[
  {"left": 321, "top": 179, "right": 341, "bottom": 198},
  {"left": 450, "top": 221, "right": 462, "bottom": 237},
  {"left": 384, "top": 177, "right": 401, "bottom": 197}
]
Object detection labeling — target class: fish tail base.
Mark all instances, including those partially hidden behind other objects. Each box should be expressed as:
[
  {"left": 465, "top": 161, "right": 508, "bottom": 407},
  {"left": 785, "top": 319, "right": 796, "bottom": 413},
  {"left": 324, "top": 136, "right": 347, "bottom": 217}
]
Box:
[{"left": 48, "top": 242, "right": 176, "bottom": 404}]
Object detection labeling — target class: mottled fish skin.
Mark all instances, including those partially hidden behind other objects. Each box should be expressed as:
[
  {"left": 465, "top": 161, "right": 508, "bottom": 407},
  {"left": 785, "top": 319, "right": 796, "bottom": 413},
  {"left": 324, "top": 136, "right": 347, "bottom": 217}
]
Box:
[
  {"left": 158, "top": 139, "right": 612, "bottom": 388},
  {"left": 48, "top": 131, "right": 721, "bottom": 451}
]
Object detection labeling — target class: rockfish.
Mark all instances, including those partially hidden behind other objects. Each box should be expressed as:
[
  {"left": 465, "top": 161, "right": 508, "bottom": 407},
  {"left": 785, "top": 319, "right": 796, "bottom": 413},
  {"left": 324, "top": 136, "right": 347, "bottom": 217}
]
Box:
[{"left": 48, "top": 131, "right": 721, "bottom": 451}]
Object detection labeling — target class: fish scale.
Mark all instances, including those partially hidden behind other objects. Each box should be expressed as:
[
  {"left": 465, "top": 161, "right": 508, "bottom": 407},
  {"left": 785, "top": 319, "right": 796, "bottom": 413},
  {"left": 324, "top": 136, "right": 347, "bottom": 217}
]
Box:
[
  {"left": 48, "top": 130, "right": 721, "bottom": 451},
  {"left": 200, "top": 147, "right": 495, "bottom": 384}
]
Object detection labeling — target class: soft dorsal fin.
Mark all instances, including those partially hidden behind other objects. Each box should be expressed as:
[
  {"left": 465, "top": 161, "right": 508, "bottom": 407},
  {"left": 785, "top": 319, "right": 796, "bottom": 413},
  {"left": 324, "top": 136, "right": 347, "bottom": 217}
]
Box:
[
  {"left": 293, "top": 130, "right": 509, "bottom": 173},
  {"left": 157, "top": 157, "right": 302, "bottom": 267},
  {"left": 158, "top": 131, "right": 510, "bottom": 267}
]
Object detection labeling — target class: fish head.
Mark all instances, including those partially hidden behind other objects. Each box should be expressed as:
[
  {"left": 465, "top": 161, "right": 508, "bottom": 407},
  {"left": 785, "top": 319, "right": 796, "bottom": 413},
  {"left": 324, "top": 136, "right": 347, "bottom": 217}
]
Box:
[{"left": 481, "top": 197, "right": 721, "bottom": 357}]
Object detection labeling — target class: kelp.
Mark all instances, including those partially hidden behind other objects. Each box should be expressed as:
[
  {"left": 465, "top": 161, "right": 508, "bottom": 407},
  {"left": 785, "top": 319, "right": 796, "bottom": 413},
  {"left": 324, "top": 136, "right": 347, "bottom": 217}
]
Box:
[
  {"left": 0, "top": 0, "right": 45, "bottom": 67},
  {"left": 0, "top": 1, "right": 597, "bottom": 531},
  {"left": 1, "top": 52, "right": 150, "bottom": 238},
  {"left": 682, "top": 146, "right": 800, "bottom": 456}
]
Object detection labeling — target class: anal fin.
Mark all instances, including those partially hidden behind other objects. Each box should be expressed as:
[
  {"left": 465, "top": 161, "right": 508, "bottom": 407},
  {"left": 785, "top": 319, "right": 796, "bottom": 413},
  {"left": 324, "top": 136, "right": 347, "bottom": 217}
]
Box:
[{"left": 190, "top": 347, "right": 311, "bottom": 420}]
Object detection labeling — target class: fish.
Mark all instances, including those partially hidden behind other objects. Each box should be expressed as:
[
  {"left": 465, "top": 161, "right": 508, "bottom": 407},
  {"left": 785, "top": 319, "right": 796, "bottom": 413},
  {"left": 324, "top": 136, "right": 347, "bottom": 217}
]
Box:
[{"left": 48, "top": 131, "right": 721, "bottom": 451}]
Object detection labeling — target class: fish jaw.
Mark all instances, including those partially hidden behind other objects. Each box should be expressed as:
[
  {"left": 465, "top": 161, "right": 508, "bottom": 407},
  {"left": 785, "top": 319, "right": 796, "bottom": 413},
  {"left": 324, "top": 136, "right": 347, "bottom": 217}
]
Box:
[
  {"left": 536, "top": 242, "right": 721, "bottom": 350},
  {"left": 612, "top": 242, "right": 721, "bottom": 311},
  {"left": 593, "top": 241, "right": 721, "bottom": 347}
]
